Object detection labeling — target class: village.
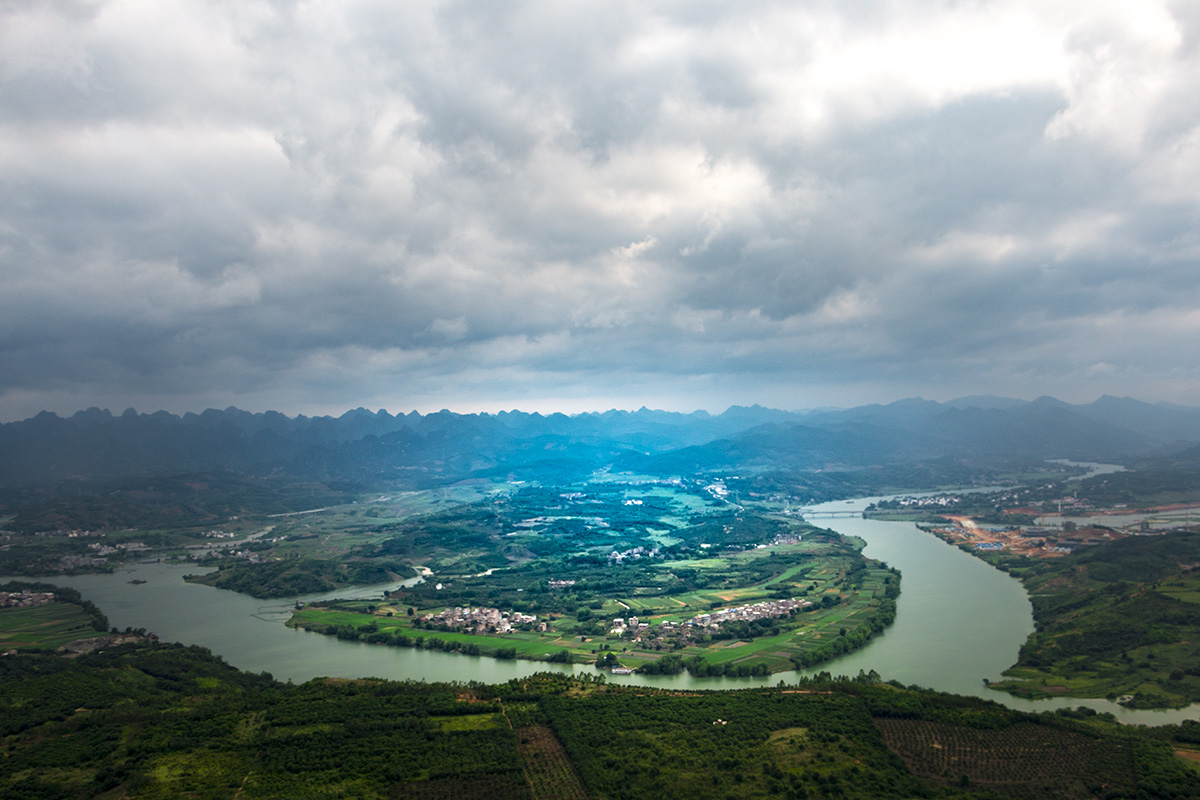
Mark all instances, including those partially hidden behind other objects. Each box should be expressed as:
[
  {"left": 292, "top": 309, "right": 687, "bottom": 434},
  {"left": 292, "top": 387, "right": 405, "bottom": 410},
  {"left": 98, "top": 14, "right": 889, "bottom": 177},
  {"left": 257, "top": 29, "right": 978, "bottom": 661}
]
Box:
[
  {"left": 0, "top": 589, "right": 56, "bottom": 609},
  {"left": 608, "top": 544, "right": 660, "bottom": 562},
  {"left": 417, "top": 595, "right": 814, "bottom": 648},
  {"left": 420, "top": 605, "right": 545, "bottom": 635},
  {"left": 686, "top": 597, "right": 811, "bottom": 630},
  {"left": 608, "top": 596, "right": 812, "bottom": 638}
]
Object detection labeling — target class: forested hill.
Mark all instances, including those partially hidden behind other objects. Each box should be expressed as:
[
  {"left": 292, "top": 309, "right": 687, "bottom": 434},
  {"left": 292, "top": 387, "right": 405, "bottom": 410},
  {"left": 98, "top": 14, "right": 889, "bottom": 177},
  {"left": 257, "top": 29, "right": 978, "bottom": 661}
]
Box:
[
  {"left": 3, "top": 395, "right": 1200, "bottom": 487},
  {"left": 2, "top": 640, "right": 1199, "bottom": 799},
  {"left": 985, "top": 530, "right": 1200, "bottom": 709}
]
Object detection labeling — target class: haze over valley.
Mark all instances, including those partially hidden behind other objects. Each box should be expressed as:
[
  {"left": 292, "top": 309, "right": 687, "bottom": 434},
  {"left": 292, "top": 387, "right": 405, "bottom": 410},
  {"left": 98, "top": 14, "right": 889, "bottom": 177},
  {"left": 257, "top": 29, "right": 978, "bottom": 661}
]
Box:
[
  {"left": 5, "top": 0, "right": 1200, "bottom": 796},
  {"left": 5, "top": 394, "right": 1200, "bottom": 796}
]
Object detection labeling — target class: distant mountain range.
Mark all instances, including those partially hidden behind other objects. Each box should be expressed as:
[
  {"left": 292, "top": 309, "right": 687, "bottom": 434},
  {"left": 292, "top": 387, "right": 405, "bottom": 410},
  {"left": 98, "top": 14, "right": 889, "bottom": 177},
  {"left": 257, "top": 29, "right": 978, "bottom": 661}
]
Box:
[{"left": 3, "top": 396, "right": 1200, "bottom": 487}]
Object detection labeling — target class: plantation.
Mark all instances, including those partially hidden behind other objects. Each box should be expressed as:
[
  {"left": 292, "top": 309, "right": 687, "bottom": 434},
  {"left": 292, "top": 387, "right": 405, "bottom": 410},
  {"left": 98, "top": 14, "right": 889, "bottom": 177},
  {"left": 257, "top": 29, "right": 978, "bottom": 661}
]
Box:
[
  {"left": 2, "top": 640, "right": 1197, "bottom": 799},
  {"left": 875, "top": 718, "right": 1129, "bottom": 798}
]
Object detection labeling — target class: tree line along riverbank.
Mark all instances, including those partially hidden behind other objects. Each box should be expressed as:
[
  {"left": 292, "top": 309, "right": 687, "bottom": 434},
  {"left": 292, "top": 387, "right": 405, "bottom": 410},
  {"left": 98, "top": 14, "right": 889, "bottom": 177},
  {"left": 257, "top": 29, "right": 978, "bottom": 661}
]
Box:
[{"left": 1, "top": 622, "right": 1198, "bottom": 799}]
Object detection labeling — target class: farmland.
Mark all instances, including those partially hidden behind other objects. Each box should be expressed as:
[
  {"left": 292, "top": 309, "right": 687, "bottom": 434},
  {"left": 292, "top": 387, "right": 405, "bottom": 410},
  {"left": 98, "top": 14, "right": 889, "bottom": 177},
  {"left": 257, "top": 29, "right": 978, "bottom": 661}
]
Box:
[
  {"left": 288, "top": 531, "right": 898, "bottom": 675},
  {"left": 0, "top": 582, "right": 110, "bottom": 651},
  {"left": 875, "top": 718, "right": 1131, "bottom": 798},
  {"left": 0, "top": 601, "right": 101, "bottom": 651}
]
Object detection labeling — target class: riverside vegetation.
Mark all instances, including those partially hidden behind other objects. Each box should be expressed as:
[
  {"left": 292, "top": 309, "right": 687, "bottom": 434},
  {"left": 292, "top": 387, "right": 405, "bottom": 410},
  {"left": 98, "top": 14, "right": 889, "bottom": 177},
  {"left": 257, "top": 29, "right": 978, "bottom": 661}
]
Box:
[
  {"left": 892, "top": 463, "right": 1200, "bottom": 709},
  {"left": 8, "top": 400, "right": 1200, "bottom": 795},
  {"left": 970, "top": 531, "right": 1200, "bottom": 709},
  {"left": 1, "top": 629, "right": 1198, "bottom": 800},
  {"left": 9, "top": 448, "right": 1200, "bottom": 696},
  {"left": 282, "top": 480, "right": 900, "bottom": 676},
  {"left": 2, "top": 469, "right": 904, "bottom": 676}
]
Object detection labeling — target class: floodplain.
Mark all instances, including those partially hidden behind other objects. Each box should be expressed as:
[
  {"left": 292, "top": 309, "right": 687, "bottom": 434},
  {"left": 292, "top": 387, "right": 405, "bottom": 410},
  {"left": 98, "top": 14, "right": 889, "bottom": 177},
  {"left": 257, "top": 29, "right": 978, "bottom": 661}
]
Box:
[{"left": 280, "top": 478, "right": 898, "bottom": 676}]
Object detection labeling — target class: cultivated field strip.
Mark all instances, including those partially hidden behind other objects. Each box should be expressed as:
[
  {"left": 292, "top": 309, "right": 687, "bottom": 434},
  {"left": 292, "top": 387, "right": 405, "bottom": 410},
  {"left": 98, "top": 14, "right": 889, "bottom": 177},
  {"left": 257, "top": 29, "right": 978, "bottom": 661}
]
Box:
[
  {"left": 516, "top": 724, "right": 590, "bottom": 800},
  {"left": 875, "top": 718, "right": 1135, "bottom": 798}
]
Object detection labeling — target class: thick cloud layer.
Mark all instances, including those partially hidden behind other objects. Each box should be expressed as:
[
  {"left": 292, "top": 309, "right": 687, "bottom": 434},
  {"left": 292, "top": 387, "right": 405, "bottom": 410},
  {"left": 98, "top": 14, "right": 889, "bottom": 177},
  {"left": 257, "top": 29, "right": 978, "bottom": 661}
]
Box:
[{"left": 2, "top": 0, "right": 1199, "bottom": 418}]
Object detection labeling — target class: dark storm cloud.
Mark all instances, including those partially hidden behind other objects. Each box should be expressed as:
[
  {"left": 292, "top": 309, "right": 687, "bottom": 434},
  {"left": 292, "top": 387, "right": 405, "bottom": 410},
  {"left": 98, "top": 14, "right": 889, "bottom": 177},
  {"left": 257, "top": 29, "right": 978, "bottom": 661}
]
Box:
[{"left": 2, "top": 0, "right": 1199, "bottom": 419}]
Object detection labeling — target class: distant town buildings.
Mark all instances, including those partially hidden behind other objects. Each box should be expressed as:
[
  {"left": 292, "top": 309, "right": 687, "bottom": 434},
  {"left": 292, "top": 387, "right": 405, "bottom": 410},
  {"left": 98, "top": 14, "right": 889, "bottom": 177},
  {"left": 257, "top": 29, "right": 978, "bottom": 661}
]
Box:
[
  {"left": 57, "top": 555, "right": 109, "bottom": 570},
  {"left": 891, "top": 494, "right": 961, "bottom": 508}
]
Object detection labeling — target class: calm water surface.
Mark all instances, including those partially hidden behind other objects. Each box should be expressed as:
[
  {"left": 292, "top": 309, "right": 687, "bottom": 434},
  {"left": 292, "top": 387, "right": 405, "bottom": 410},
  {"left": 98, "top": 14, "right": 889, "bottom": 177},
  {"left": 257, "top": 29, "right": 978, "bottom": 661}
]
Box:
[{"left": 11, "top": 481, "right": 1198, "bottom": 724}]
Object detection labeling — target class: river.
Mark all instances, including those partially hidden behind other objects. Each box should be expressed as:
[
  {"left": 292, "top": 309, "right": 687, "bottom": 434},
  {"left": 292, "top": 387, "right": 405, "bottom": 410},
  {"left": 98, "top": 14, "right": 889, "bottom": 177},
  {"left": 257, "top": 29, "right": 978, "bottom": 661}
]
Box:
[{"left": 10, "top": 477, "right": 1199, "bottom": 725}]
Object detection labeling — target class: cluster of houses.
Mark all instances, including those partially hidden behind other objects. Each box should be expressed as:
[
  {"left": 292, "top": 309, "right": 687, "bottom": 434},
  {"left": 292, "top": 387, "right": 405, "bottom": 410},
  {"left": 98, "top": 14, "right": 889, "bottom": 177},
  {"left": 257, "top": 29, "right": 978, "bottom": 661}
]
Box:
[
  {"left": 0, "top": 590, "right": 55, "bottom": 608},
  {"left": 46, "top": 540, "right": 155, "bottom": 571},
  {"left": 687, "top": 598, "right": 811, "bottom": 630},
  {"left": 705, "top": 483, "right": 729, "bottom": 499},
  {"left": 186, "top": 546, "right": 264, "bottom": 563},
  {"left": 609, "top": 616, "right": 650, "bottom": 636},
  {"left": 33, "top": 528, "right": 103, "bottom": 538},
  {"left": 608, "top": 545, "right": 660, "bottom": 562},
  {"left": 422, "top": 606, "right": 547, "bottom": 635},
  {"left": 1056, "top": 496, "right": 1092, "bottom": 511},
  {"left": 56, "top": 555, "right": 110, "bottom": 570},
  {"left": 87, "top": 541, "right": 148, "bottom": 556},
  {"left": 606, "top": 597, "right": 812, "bottom": 647},
  {"left": 203, "top": 530, "right": 238, "bottom": 539},
  {"left": 891, "top": 494, "right": 961, "bottom": 508}
]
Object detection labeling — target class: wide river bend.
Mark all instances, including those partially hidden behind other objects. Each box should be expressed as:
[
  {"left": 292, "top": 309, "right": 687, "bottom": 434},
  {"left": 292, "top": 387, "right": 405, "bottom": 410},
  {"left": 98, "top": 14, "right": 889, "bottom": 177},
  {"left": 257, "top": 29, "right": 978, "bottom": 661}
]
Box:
[{"left": 11, "top": 486, "right": 1198, "bottom": 725}]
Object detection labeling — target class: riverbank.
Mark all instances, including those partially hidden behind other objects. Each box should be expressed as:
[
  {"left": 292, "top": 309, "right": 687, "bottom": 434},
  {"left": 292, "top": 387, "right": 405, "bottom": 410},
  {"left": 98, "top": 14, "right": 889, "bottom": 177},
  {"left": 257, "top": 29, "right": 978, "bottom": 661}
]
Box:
[
  {"left": 8, "top": 486, "right": 1199, "bottom": 724},
  {"left": 285, "top": 583, "right": 898, "bottom": 677},
  {"left": 6, "top": 640, "right": 1197, "bottom": 799},
  {"left": 963, "top": 531, "right": 1200, "bottom": 709}
]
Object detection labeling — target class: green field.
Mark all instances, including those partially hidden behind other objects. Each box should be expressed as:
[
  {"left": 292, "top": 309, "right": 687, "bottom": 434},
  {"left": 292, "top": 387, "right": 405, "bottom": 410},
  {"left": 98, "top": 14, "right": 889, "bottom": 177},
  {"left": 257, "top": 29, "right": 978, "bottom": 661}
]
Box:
[
  {"left": 289, "top": 547, "right": 897, "bottom": 676},
  {"left": 0, "top": 602, "right": 100, "bottom": 650}
]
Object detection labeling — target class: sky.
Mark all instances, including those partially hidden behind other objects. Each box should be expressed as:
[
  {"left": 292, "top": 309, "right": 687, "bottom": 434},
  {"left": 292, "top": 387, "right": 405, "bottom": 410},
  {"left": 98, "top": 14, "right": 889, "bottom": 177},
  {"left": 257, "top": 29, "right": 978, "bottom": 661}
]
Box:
[{"left": 3, "top": 0, "right": 1200, "bottom": 421}]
